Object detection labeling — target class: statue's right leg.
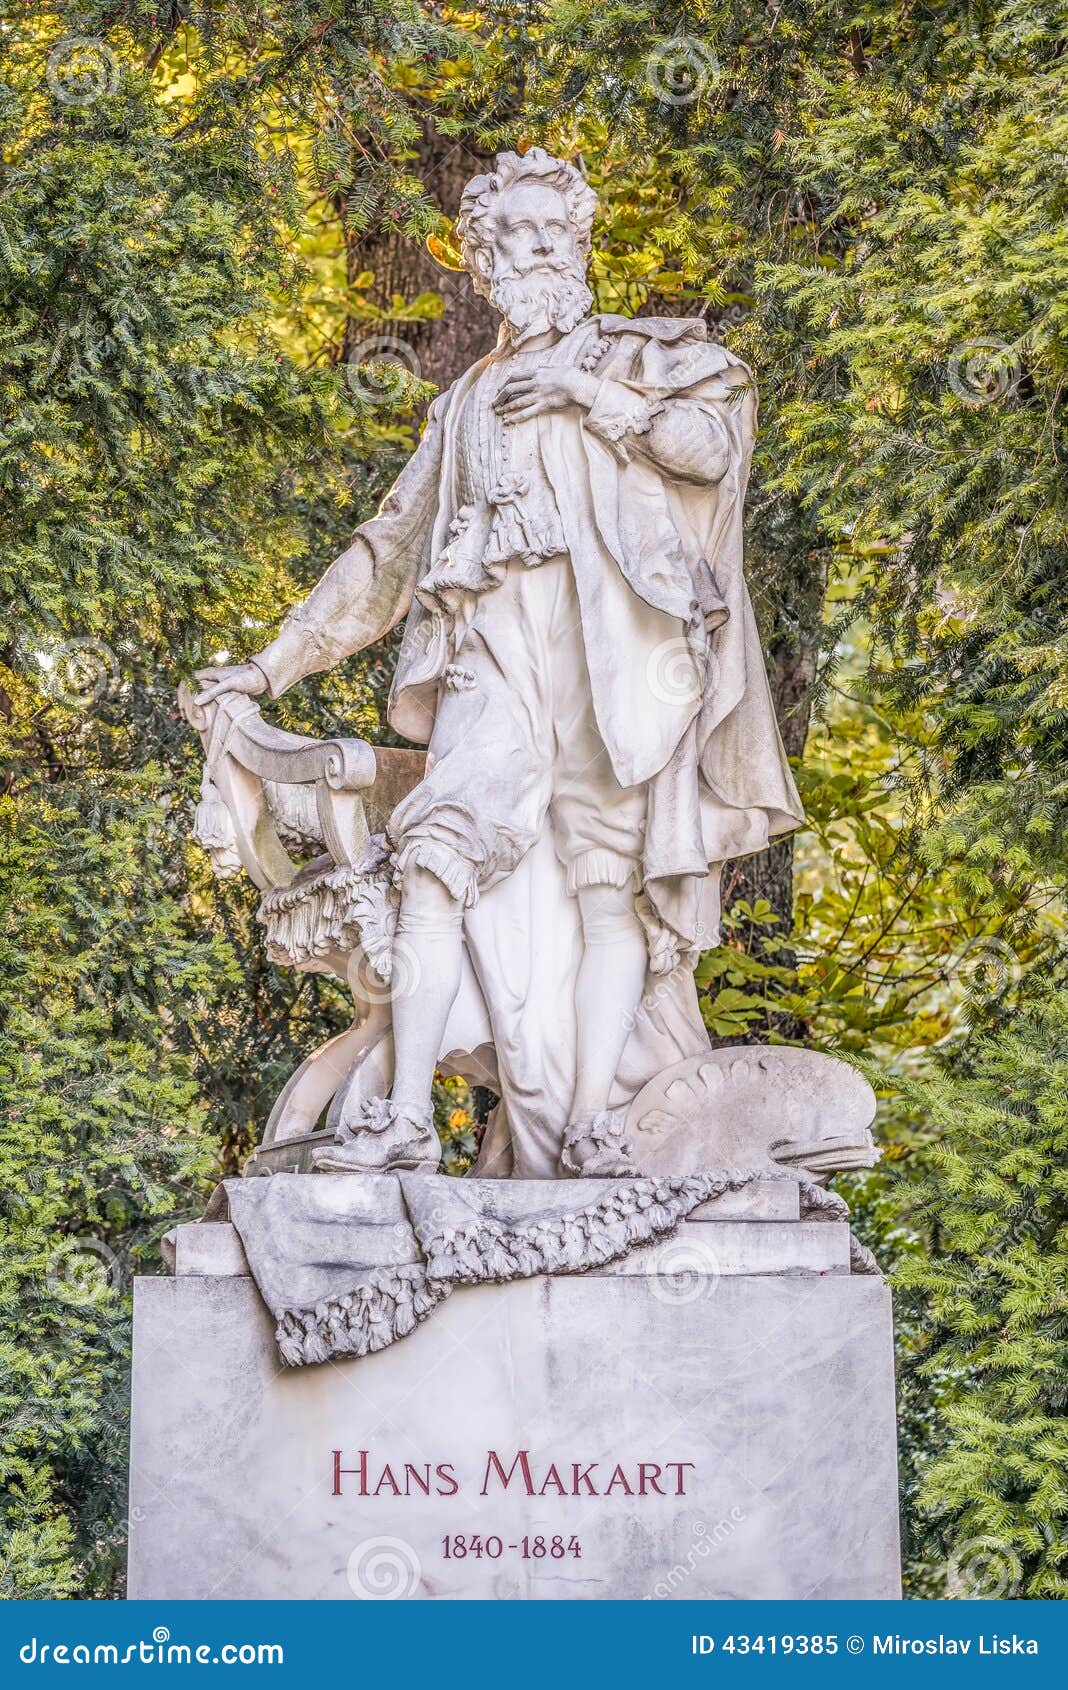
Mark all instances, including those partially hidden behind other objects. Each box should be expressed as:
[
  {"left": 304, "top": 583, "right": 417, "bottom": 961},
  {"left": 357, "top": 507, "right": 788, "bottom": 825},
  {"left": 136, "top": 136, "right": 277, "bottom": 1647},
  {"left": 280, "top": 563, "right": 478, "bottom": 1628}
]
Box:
[
  {"left": 315, "top": 862, "right": 463, "bottom": 1173},
  {"left": 389, "top": 862, "right": 465, "bottom": 1126}
]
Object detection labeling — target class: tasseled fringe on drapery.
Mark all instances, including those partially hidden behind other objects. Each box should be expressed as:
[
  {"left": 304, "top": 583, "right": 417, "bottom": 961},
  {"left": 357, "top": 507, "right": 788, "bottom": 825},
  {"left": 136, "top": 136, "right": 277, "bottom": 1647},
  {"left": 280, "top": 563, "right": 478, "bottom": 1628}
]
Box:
[
  {"left": 422, "top": 1172, "right": 749, "bottom": 1284},
  {"left": 798, "top": 1180, "right": 880, "bottom": 1276},
  {"left": 275, "top": 1263, "right": 451, "bottom": 1367},
  {"left": 259, "top": 864, "right": 364, "bottom": 965},
  {"left": 798, "top": 1181, "right": 847, "bottom": 1221}
]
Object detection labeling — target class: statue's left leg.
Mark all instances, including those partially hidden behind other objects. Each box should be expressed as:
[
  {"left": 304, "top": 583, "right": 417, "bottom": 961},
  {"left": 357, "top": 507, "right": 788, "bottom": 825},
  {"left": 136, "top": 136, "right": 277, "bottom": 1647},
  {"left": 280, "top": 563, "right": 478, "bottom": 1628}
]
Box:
[
  {"left": 573, "top": 883, "right": 647, "bottom": 1114},
  {"left": 562, "top": 882, "right": 646, "bottom": 1177}
]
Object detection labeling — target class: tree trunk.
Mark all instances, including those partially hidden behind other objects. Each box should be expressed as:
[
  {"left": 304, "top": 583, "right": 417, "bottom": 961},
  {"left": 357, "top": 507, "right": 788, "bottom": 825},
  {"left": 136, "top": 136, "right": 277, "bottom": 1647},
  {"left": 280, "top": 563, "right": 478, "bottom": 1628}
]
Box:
[
  {"left": 724, "top": 518, "right": 828, "bottom": 929},
  {"left": 343, "top": 124, "right": 499, "bottom": 391}
]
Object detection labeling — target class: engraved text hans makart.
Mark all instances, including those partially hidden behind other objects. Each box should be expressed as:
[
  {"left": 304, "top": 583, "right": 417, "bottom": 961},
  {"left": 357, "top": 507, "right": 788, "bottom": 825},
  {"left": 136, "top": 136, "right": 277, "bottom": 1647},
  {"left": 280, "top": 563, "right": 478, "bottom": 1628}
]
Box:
[{"left": 330, "top": 1447, "right": 696, "bottom": 1498}]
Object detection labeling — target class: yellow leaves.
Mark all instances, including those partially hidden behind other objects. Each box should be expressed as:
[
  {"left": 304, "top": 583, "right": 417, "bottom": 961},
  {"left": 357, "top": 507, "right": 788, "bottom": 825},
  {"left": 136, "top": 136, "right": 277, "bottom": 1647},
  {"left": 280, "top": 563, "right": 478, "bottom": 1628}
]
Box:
[
  {"left": 159, "top": 73, "right": 197, "bottom": 107},
  {"left": 590, "top": 248, "right": 663, "bottom": 282},
  {"left": 853, "top": 359, "right": 908, "bottom": 416},
  {"left": 434, "top": 58, "right": 478, "bottom": 82},
  {"left": 426, "top": 227, "right": 464, "bottom": 271}
]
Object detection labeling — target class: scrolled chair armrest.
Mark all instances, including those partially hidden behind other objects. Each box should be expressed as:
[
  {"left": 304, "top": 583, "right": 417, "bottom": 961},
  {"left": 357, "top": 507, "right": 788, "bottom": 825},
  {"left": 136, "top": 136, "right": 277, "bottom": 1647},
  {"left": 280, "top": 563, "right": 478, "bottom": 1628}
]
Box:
[
  {"left": 177, "top": 683, "right": 380, "bottom": 886},
  {"left": 178, "top": 685, "right": 377, "bottom": 791}
]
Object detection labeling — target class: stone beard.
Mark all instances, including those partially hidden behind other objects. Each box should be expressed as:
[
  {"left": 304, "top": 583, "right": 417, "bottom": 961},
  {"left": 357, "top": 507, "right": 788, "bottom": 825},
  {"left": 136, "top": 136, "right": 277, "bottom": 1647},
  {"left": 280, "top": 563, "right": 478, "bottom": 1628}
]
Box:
[
  {"left": 331, "top": 1449, "right": 697, "bottom": 1499},
  {"left": 489, "top": 255, "right": 593, "bottom": 342}
]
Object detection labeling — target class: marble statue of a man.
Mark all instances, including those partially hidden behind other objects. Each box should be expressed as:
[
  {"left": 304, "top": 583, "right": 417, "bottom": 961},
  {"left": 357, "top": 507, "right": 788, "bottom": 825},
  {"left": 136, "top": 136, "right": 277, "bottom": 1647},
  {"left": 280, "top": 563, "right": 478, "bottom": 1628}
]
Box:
[{"left": 194, "top": 148, "right": 804, "bottom": 1182}]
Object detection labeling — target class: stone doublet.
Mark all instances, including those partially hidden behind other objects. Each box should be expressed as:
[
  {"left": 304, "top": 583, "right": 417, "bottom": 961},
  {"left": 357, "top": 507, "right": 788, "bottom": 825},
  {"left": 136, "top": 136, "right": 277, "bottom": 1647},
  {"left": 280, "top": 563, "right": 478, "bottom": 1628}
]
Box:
[{"left": 417, "top": 342, "right": 568, "bottom": 610}]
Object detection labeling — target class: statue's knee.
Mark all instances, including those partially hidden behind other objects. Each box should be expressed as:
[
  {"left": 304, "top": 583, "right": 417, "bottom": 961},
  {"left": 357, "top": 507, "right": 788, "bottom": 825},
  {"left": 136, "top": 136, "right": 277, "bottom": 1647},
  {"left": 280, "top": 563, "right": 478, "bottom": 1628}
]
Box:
[
  {"left": 397, "top": 861, "right": 464, "bottom": 934},
  {"left": 577, "top": 882, "right": 642, "bottom": 946},
  {"left": 401, "top": 861, "right": 452, "bottom": 902}
]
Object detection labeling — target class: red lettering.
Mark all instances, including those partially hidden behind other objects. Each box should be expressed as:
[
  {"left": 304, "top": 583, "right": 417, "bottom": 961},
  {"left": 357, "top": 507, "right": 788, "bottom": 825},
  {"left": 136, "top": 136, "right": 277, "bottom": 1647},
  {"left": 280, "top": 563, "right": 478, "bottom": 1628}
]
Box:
[
  {"left": 435, "top": 1463, "right": 459, "bottom": 1496},
  {"left": 373, "top": 1462, "right": 401, "bottom": 1497},
  {"left": 331, "top": 1449, "right": 369, "bottom": 1497},
  {"left": 481, "top": 1449, "right": 535, "bottom": 1495},
  {"left": 638, "top": 1463, "right": 665, "bottom": 1495},
  {"left": 664, "top": 1461, "right": 696, "bottom": 1495},
  {"left": 403, "top": 1463, "right": 431, "bottom": 1496},
  {"left": 538, "top": 1462, "right": 567, "bottom": 1496}
]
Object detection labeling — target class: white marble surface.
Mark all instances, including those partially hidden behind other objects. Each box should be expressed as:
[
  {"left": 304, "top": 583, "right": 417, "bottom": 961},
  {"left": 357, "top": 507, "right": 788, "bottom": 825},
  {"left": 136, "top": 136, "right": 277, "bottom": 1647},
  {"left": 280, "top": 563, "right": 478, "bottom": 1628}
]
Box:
[
  {"left": 607, "top": 1218, "right": 849, "bottom": 1277},
  {"left": 627, "top": 1048, "right": 880, "bottom": 1179},
  {"left": 170, "top": 1221, "right": 249, "bottom": 1278},
  {"left": 169, "top": 1177, "right": 805, "bottom": 1274},
  {"left": 128, "top": 1261, "right": 900, "bottom": 1600},
  {"left": 690, "top": 1179, "right": 799, "bottom": 1220}
]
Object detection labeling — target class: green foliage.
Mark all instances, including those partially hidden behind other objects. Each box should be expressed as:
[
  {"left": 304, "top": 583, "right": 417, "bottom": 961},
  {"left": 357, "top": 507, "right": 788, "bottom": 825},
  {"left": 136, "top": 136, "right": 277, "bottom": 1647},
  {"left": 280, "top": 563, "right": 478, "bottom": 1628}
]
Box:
[
  {"left": 0, "top": 4, "right": 399, "bottom": 1596},
  {"left": 431, "top": 1077, "right": 481, "bottom": 1175},
  {"left": 753, "top": 0, "right": 1068, "bottom": 911},
  {"left": 894, "top": 994, "right": 1068, "bottom": 1599},
  {"left": 0, "top": 777, "right": 221, "bottom": 1596},
  {"left": 694, "top": 901, "right": 794, "bottom": 1037},
  {"left": 507, "top": 0, "right": 1068, "bottom": 1590}
]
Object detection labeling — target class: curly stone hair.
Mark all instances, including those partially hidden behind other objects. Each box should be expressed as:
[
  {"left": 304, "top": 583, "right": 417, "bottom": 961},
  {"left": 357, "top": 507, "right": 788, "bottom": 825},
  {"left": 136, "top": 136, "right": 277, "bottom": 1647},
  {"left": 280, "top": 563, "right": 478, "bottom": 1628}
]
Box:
[{"left": 457, "top": 148, "right": 597, "bottom": 300}]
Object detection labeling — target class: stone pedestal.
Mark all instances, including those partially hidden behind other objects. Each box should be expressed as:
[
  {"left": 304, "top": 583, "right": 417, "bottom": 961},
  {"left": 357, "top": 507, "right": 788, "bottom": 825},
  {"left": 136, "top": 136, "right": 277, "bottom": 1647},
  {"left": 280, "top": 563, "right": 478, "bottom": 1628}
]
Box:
[{"left": 127, "top": 1184, "right": 901, "bottom": 1600}]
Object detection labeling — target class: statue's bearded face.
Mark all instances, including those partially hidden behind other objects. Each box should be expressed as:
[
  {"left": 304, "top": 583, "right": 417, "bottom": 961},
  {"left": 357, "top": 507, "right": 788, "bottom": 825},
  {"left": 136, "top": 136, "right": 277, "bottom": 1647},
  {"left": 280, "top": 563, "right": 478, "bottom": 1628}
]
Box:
[{"left": 482, "top": 182, "right": 592, "bottom": 340}]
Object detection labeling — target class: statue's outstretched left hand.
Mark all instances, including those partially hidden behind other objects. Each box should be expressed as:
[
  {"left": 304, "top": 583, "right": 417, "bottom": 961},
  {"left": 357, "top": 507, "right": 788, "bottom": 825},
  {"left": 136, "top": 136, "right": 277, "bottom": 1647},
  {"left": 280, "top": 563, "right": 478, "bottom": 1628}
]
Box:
[{"left": 192, "top": 662, "right": 268, "bottom": 707}]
